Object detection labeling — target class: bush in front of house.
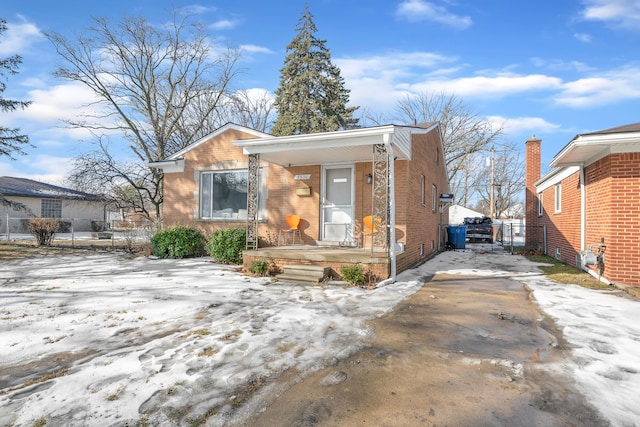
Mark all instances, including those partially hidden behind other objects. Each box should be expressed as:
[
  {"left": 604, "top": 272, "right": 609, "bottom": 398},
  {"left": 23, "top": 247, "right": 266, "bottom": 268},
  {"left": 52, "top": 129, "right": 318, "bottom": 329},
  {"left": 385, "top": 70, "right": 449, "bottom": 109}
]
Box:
[
  {"left": 340, "top": 264, "right": 365, "bottom": 286},
  {"left": 28, "top": 218, "right": 60, "bottom": 246},
  {"left": 150, "top": 226, "right": 206, "bottom": 258},
  {"left": 206, "top": 227, "right": 246, "bottom": 264},
  {"left": 249, "top": 259, "right": 270, "bottom": 276}
]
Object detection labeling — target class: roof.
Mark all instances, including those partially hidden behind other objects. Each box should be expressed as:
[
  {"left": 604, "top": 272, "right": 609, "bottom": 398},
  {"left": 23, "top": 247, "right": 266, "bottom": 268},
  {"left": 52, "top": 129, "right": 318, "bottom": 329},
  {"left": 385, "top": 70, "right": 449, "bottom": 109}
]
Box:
[
  {"left": 0, "top": 177, "right": 104, "bottom": 201},
  {"left": 233, "top": 122, "right": 439, "bottom": 166},
  {"left": 550, "top": 122, "right": 640, "bottom": 168},
  {"left": 167, "top": 123, "right": 270, "bottom": 160}
]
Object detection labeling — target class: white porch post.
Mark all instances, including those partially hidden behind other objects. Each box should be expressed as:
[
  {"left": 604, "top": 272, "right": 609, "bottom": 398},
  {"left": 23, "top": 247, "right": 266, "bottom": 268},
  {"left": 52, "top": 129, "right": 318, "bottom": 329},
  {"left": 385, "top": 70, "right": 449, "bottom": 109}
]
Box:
[{"left": 384, "top": 134, "right": 397, "bottom": 282}]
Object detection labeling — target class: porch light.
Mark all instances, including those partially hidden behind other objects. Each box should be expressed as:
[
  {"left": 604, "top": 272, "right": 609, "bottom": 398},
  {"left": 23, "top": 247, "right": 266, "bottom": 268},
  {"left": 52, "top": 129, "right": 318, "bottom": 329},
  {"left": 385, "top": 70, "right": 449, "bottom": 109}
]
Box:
[{"left": 367, "top": 173, "right": 373, "bottom": 184}]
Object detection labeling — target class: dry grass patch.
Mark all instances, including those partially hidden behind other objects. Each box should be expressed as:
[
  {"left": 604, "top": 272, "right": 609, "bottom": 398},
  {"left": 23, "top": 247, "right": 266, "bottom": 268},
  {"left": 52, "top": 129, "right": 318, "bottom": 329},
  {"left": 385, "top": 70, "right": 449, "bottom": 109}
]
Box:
[{"left": 527, "top": 254, "right": 612, "bottom": 290}]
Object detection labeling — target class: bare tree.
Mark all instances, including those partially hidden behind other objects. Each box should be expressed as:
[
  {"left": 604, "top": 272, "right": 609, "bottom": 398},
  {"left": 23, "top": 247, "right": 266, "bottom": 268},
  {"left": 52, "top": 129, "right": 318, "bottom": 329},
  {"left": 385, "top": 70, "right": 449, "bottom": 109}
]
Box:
[
  {"left": 47, "top": 10, "right": 242, "bottom": 222},
  {"left": 363, "top": 91, "right": 504, "bottom": 206},
  {"left": 475, "top": 142, "right": 525, "bottom": 218},
  {"left": 221, "top": 89, "right": 276, "bottom": 132}
]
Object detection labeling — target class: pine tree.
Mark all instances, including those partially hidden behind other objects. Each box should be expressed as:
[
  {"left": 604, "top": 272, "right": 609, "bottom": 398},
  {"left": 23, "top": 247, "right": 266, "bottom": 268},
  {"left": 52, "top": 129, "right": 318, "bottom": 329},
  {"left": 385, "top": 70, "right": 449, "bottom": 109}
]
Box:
[
  {"left": 0, "top": 19, "right": 31, "bottom": 159},
  {"left": 271, "top": 4, "right": 358, "bottom": 136}
]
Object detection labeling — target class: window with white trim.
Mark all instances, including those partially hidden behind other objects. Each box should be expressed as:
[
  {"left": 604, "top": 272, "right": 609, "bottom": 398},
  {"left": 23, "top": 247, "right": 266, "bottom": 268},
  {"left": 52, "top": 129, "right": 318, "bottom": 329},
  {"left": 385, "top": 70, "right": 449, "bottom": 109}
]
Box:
[
  {"left": 554, "top": 184, "right": 561, "bottom": 213},
  {"left": 420, "top": 175, "right": 426, "bottom": 205},
  {"left": 200, "top": 169, "right": 262, "bottom": 219},
  {"left": 41, "top": 199, "right": 62, "bottom": 218},
  {"left": 537, "top": 193, "right": 543, "bottom": 216},
  {"left": 432, "top": 184, "right": 437, "bottom": 212}
]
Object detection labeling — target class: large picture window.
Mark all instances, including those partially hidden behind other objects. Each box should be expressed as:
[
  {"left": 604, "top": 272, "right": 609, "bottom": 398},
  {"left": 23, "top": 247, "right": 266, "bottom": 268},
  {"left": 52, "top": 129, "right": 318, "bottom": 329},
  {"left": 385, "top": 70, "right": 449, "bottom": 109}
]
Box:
[
  {"left": 41, "top": 199, "right": 62, "bottom": 218},
  {"left": 200, "top": 170, "right": 261, "bottom": 219}
]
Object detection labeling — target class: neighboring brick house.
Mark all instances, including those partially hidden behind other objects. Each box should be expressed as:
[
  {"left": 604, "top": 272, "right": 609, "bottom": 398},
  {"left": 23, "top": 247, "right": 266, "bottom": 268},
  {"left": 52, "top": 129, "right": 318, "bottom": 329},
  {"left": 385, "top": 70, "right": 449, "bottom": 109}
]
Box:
[
  {"left": 151, "top": 122, "right": 450, "bottom": 282},
  {"left": 525, "top": 123, "right": 640, "bottom": 288}
]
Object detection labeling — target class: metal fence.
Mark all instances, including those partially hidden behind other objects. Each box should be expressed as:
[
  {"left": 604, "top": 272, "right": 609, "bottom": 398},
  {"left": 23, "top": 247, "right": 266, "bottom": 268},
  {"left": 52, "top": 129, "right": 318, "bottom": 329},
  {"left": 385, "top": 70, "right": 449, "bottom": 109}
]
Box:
[
  {"left": 495, "top": 222, "right": 546, "bottom": 254},
  {"left": 0, "top": 215, "right": 155, "bottom": 245}
]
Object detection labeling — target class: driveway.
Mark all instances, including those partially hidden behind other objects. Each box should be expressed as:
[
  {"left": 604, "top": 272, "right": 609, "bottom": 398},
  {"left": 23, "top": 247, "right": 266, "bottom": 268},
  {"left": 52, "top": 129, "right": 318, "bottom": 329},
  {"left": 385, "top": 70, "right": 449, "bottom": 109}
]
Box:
[{"left": 243, "top": 264, "right": 607, "bottom": 426}]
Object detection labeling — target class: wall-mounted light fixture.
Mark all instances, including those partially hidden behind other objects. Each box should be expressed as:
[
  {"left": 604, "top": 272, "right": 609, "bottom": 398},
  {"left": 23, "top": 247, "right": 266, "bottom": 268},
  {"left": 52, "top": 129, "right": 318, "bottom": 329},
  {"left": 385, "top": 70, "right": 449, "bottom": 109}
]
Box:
[{"left": 366, "top": 173, "right": 373, "bottom": 184}]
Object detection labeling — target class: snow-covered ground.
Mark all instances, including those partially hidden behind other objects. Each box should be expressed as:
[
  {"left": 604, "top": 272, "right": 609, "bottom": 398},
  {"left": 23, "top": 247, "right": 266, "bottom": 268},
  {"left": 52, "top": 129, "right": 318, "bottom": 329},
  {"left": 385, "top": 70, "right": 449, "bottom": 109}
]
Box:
[{"left": 0, "top": 245, "right": 638, "bottom": 426}]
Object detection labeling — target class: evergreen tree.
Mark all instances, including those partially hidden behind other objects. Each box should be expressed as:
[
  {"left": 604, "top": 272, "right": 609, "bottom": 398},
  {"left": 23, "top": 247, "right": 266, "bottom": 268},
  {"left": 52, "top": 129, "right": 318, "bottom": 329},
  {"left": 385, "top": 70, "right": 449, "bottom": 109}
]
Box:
[
  {"left": 0, "top": 18, "right": 32, "bottom": 210},
  {"left": 271, "top": 5, "right": 358, "bottom": 136},
  {"left": 0, "top": 19, "right": 31, "bottom": 159}
]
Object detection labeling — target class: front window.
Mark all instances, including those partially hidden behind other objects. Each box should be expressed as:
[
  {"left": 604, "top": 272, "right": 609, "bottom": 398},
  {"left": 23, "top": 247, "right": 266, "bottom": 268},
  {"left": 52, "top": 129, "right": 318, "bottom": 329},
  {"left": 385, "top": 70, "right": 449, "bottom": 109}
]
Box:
[
  {"left": 41, "top": 199, "right": 62, "bottom": 218},
  {"left": 200, "top": 170, "right": 260, "bottom": 219}
]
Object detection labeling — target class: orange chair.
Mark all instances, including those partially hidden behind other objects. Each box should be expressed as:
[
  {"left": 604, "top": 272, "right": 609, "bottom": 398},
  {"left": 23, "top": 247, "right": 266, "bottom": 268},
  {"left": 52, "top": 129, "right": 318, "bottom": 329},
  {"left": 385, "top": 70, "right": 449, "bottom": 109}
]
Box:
[
  {"left": 362, "top": 215, "right": 381, "bottom": 248},
  {"left": 278, "top": 214, "right": 302, "bottom": 245}
]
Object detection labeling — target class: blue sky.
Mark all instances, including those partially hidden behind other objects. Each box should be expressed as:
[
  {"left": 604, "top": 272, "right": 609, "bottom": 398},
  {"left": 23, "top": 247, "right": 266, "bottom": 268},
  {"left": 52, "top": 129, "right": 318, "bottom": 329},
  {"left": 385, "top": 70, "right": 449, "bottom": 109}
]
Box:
[{"left": 1, "top": 0, "right": 640, "bottom": 184}]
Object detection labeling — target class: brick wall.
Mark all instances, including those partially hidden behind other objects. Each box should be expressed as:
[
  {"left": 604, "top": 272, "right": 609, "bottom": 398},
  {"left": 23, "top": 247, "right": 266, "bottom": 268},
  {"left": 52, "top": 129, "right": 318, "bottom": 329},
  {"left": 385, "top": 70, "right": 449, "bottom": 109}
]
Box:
[
  {"left": 397, "top": 130, "right": 450, "bottom": 272},
  {"left": 598, "top": 153, "right": 640, "bottom": 286},
  {"left": 541, "top": 171, "right": 582, "bottom": 266},
  {"left": 525, "top": 137, "right": 541, "bottom": 243}
]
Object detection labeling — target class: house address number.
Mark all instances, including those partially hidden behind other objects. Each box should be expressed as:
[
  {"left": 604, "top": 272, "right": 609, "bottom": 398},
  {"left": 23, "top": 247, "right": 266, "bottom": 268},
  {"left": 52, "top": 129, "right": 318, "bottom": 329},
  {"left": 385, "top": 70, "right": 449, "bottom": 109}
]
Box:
[{"left": 294, "top": 174, "right": 311, "bottom": 180}]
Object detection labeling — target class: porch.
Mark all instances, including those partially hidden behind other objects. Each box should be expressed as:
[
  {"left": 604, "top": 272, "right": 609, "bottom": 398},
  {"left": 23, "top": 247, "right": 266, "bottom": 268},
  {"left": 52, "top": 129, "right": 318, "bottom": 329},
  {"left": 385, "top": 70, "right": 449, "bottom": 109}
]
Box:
[{"left": 242, "top": 244, "right": 405, "bottom": 284}]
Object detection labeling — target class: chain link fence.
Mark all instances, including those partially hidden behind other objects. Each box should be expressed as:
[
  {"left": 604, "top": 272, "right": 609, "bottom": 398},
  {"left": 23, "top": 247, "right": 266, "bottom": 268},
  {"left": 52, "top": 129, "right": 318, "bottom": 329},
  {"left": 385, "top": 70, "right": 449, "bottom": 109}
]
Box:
[{"left": 0, "top": 215, "right": 155, "bottom": 247}]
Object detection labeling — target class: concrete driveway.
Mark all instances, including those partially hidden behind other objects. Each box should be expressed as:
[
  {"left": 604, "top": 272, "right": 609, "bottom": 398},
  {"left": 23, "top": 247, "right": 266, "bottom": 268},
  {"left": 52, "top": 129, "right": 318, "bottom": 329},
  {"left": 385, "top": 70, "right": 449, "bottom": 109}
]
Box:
[{"left": 240, "top": 244, "right": 609, "bottom": 427}]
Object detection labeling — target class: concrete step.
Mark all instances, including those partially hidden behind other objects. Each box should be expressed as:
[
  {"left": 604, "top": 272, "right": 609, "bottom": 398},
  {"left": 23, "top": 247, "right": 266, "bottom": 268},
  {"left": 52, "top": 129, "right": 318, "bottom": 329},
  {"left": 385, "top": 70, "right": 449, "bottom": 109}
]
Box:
[{"left": 276, "top": 264, "right": 330, "bottom": 285}]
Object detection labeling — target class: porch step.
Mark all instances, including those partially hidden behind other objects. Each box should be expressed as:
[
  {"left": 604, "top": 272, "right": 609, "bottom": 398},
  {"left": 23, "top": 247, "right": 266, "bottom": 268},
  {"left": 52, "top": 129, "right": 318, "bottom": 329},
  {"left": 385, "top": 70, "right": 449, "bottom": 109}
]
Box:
[{"left": 276, "top": 264, "right": 330, "bottom": 285}]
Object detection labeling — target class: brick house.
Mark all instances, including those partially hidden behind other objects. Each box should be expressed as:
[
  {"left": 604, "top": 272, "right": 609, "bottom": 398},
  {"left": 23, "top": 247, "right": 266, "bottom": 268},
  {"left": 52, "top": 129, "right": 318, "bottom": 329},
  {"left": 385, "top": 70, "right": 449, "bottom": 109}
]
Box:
[
  {"left": 525, "top": 123, "right": 640, "bottom": 288},
  {"left": 151, "top": 123, "right": 450, "bottom": 283}
]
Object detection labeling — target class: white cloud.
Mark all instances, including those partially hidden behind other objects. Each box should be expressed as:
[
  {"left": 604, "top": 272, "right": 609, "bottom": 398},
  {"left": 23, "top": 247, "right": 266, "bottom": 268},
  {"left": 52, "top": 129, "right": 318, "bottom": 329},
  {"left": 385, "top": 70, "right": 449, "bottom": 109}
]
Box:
[
  {"left": 0, "top": 153, "right": 73, "bottom": 184},
  {"left": 573, "top": 32, "right": 592, "bottom": 42},
  {"left": 407, "top": 73, "right": 563, "bottom": 98},
  {"left": 396, "top": 0, "right": 472, "bottom": 29},
  {"left": 210, "top": 19, "right": 239, "bottom": 31},
  {"left": 555, "top": 65, "right": 640, "bottom": 107},
  {"left": 487, "top": 115, "right": 562, "bottom": 138},
  {"left": 239, "top": 44, "right": 274, "bottom": 55},
  {"left": 0, "top": 16, "right": 45, "bottom": 56},
  {"left": 580, "top": 0, "right": 640, "bottom": 31}
]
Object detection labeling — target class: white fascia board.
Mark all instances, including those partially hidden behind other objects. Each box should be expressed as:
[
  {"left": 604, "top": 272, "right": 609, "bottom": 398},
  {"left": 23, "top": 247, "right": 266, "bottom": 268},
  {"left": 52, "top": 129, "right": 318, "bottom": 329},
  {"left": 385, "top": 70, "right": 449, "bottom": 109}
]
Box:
[
  {"left": 536, "top": 166, "right": 580, "bottom": 192},
  {"left": 148, "top": 158, "right": 185, "bottom": 173}
]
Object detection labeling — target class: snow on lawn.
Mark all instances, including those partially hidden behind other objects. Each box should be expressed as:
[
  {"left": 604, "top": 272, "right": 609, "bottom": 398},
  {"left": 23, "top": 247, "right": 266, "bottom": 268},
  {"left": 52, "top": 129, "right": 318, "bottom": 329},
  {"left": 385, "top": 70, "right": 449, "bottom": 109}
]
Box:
[
  {"left": 0, "top": 253, "right": 423, "bottom": 426},
  {"left": 1, "top": 245, "right": 639, "bottom": 427}
]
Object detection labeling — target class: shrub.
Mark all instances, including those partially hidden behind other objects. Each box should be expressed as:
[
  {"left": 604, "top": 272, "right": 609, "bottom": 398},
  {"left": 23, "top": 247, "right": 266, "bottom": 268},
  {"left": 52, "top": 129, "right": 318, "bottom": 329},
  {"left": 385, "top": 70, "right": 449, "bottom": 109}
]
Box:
[
  {"left": 28, "top": 218, "right": 60, "bottom": 246},
  {"left": 150, "top": 226, "right": 205, "bottom": 259},
  {"left": 249, "top": 259, "right": 270, "bottom": 276},
  {"left": 206, "top": 227, "right": 246, "bottom": 264},
  {"left": 340, "top": 264, "right": 365, "bottom": 286}
]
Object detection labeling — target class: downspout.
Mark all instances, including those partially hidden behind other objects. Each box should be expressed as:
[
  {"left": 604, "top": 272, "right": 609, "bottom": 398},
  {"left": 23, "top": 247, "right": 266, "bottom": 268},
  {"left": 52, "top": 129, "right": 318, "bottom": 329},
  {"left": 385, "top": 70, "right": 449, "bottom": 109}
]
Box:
[
  {"left": 580, "top": 163, "right": 586, "bottom": 253},
  {"left": 384, "top": 133, "right": 397, "bottom": 282}
]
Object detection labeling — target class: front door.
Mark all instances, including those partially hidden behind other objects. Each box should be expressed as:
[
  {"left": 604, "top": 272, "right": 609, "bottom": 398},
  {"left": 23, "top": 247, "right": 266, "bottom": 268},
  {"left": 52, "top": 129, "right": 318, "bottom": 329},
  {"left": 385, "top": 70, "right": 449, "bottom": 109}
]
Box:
[{"left": 321, "top": 165, "right": 354, "bottom": 243}]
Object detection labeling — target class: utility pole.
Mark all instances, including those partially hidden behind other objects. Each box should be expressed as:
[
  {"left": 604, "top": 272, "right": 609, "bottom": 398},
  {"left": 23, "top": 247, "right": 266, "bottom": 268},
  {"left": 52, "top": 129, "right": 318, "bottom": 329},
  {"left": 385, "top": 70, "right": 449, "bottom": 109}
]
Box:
[{"left": 489, "top": 146, "right": 495, "bottom": 219}]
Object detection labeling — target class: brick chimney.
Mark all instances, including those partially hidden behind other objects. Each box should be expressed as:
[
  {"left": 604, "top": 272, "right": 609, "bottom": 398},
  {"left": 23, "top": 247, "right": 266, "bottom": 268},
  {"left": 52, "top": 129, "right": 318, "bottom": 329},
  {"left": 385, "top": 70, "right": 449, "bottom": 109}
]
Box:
[{"left": 525, "top": 136, "right": 541, "bottom": 230}]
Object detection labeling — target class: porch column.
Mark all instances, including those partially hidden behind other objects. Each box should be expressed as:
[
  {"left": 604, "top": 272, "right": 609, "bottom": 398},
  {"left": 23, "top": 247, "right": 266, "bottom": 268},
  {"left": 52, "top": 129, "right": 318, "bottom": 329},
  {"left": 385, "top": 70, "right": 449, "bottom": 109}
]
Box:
[
  {"left": 246, "top": 153, "right": 260, "bottom": 250},
  {"left": 372, "top": 143, "right": 389, "bottom": 248}
]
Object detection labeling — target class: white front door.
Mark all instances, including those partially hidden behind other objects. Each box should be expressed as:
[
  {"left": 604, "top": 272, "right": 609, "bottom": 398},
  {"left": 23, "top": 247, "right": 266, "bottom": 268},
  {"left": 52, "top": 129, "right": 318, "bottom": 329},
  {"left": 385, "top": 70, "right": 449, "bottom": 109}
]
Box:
[{"left": 321, "top": 165, "right": 354, "bottom": 243}]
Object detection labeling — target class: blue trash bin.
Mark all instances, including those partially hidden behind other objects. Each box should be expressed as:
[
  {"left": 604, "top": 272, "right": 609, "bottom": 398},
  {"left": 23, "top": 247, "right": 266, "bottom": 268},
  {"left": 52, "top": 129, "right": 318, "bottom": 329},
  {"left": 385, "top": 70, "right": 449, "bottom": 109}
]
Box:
[{"left": 447, "top": 225, "right": 467, "bottom": 249}]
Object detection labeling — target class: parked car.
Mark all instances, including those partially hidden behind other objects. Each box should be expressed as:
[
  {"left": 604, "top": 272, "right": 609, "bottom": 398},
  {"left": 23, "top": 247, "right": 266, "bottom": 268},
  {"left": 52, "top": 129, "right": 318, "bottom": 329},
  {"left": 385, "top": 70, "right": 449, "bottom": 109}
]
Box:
[{"left": 464, "top": 216, "right": 493, "bottom": 243}]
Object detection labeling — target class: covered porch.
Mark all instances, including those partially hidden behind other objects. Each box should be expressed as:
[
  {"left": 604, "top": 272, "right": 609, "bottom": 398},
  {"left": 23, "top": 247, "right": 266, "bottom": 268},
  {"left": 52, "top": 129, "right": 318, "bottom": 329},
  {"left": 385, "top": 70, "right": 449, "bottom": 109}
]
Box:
[{"left": 234, "top": 124, "right": 434, "bottom": 284}]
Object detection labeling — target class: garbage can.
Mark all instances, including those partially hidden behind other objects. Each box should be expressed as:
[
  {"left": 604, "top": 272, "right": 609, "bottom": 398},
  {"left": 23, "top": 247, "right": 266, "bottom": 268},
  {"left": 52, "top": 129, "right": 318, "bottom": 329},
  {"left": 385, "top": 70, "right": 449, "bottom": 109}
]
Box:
[{"left": 447, "top": 225, "right": 467, "bottom": 249}]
